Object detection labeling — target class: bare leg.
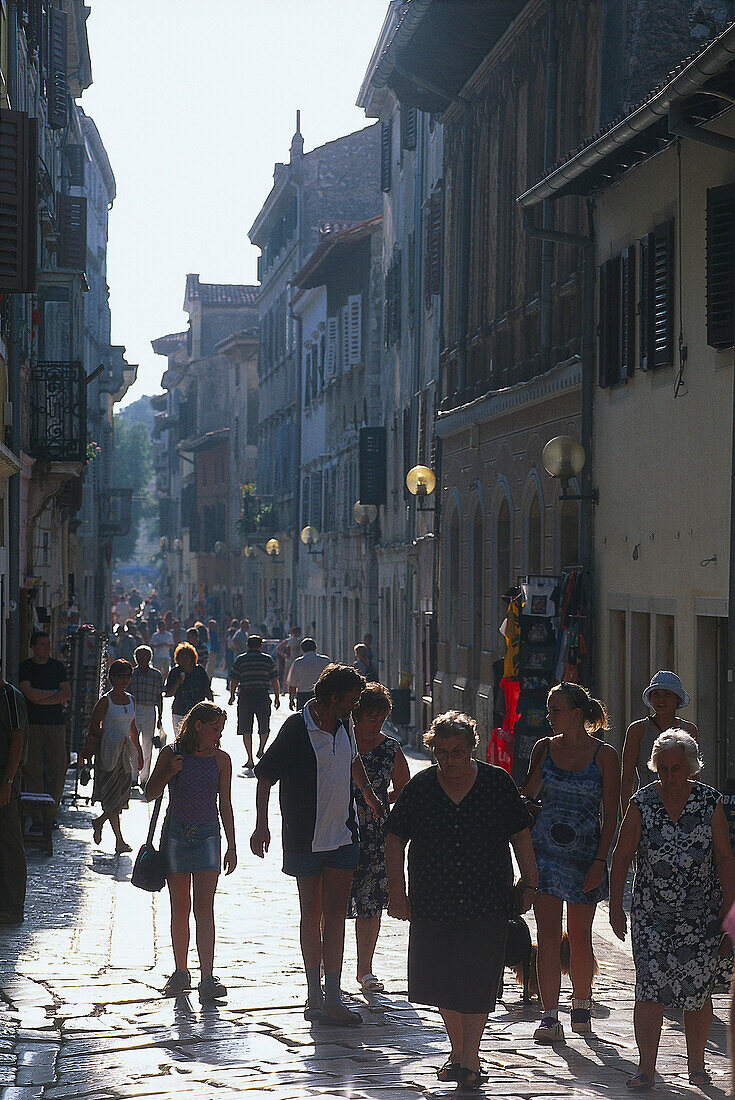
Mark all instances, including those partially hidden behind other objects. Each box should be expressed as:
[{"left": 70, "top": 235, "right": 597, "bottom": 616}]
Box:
[
  {"left": 459, "top": 1012, "right": 489, "bottom": 1074},
  {"left": 321, "top": 867, "right": 354, "bottom": 983},
  {"left": 109, "top": 813, "right": 125, "bottom": 847},
  {"left": 356, "top": 916, "right": 381, "bottom": 982},
  {"left": 92, "top": 813, "right": 107, "bottom": 843},
  {"left": 633, "top": 1000, "right": 664, "bottom": 1081},
  {"left": 192, "top": 869, "right": 219, "bottom": 978},
  {"left": 683, "top": 997, "right": 713, "bottom": 1077},
  {"left": 296, "top": 874, "right": 323, "bottom": 970},
  {"left": 566, "top": 901, "right": 596, "bottom": 1000},
  {"left": 168, "top": 873, "right": 192, "bottom": 972},
  {"left": 242, "top": 734, "right": 254, "bottom": 768},
  {"left": 439, "top": 1008, "right": 463, "bottom": 1064},
  {"left": 534, "top": 893, "right": 563, "bottom": 1012}
]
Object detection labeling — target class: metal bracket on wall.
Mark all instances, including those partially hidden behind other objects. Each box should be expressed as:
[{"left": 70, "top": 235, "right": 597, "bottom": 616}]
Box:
[{"left": 669, "top": 105, "right": 735, "bottom": 155}]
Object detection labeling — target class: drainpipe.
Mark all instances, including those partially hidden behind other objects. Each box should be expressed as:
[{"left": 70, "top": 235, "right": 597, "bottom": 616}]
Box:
[
  {"left": 540, "top": 0, "right": 558, "bottom": 363},
  {"left": 291, "top": 307, "right": 302, "bottom": 628},
  {"left": 456, "top": 110, "right": 473, "bottom": 393},
  {"left": 7, "top": 0, "right": 21, "bottom": 677}
]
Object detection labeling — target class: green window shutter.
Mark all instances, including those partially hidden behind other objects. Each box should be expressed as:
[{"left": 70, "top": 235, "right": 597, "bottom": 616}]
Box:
[
  {"left": 48, "top": 5, "right": 68, "bottom": 130},
  {"left": 380, "top": 119, "right": 392, "bottom": 193},
  {"left": 0, "top": 108, "right": 38, "bottom": 292},
  {"left": 706, "top": 183, "right": 735, "bottom": 350}
]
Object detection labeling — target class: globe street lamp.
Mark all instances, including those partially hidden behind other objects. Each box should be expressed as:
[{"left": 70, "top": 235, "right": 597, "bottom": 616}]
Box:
[
  {"left": 159, "top": 536, "right": 169, "bottom": 552},
  {"left": 353, "top": 502, "right": 378, "bottom": 526},
  {"left": 266, "top": 538, "right": 281, "bottom": 558},
  {"left": 300, "top": 526, "right": 323, "bottom": 556},
  {"left": 542, "top": 436, "right": 597, "bottom": 502},
  {"left": 405, "top": 464, "right": 437, "bottom": 511}
]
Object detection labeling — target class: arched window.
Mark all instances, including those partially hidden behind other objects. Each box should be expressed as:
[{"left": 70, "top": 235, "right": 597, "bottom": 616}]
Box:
[
  {"left": 560, "top": 498, "right": 580, "bottom": 569},
  {"left": 528, "top": 493, "right": 542, "bottom": 575},
  {"left": 448, "top": 510, "right": 461, "bottom": 626},
  {"left": 472, "top": 507, "right": 484, "bottom": 674},
  {"left": 496, "top": 496, "right": 511, "bottom": 620}
]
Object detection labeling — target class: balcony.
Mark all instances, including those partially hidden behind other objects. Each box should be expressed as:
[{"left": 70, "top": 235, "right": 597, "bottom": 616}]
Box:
[
  {"left": 99, "top": 488, "right": 133, "bottom": 537},
  {"left": 28, "top": 360, "right": 87, "bottom": 463}
]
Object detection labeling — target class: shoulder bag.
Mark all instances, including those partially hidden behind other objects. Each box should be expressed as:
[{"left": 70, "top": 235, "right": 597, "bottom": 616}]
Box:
[{"left": 131, "top": 746, "right": 179, "bottom": 892}]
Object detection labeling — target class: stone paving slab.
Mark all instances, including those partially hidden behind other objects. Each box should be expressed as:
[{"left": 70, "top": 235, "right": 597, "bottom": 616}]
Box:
[{"left": 0, "top": 688, "right": 732, "bottom": 1099}]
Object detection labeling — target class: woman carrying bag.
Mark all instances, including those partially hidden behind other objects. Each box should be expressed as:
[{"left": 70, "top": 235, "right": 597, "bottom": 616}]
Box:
[{"left": 145, "top": 702, "right": 236, "bottom": 1000}]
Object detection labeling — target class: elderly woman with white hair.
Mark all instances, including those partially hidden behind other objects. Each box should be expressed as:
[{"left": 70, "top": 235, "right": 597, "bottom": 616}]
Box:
[{"left": 610, "top": 729, "right": 735, "bottom": 1091}]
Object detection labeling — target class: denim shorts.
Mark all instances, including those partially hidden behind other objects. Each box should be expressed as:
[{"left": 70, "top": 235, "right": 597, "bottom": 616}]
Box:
[
  {"left": 166, "top": 821, "right": 221, "bottom": 874},
  {"left": 283, "top": 842, "right": 360, "bottom": 878}
]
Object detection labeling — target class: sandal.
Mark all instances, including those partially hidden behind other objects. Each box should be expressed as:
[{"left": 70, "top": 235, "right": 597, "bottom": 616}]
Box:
[
  {"left": 626, "top": 1073, "right": 652, "bottom": 1091},
  {"left": 459, "top": 1067, "right": 488, "bottom": 1091},
  {"left": 92, "top": 819, "right": 103, "bottom": 845},
  {"left": 321, "top": 1002, "right": 363, "bottom": 1026},
  {"left": 436, "top": 1059, "right": 462, "bottom": 1082},
  {"left": 359, "top": 973, "right": 385, "bottom": 994},
  {"left": 688, "top": 1069, "right": 711, "bottom": 1087}
]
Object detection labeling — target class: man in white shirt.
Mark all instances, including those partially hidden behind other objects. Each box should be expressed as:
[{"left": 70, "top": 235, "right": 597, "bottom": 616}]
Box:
[
  {"left": 287, "top": 639, "right": 331, "bottom": 710},
  {"left": 150, "top": 620, "right": 174, "bottom": 678}
]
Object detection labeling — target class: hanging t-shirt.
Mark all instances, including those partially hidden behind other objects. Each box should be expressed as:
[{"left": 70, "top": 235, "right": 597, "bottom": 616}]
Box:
[{"left": 501, "top": 597, "right": 522, "bottom": 679}]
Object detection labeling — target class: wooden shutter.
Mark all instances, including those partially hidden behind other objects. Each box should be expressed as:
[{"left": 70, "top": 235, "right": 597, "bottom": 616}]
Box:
[
  {"left": 66, "top": 145, "right": 85, "bottom": 188},
  {"left": 402, "top": 406, "right": 412, "bottom": 499},
  {"left": 706, "top": 183, "right": 735, "bottom": 350},
  {"left": 620, "top": 244, "right": 636, "bottom": 380},
  {"left": 48, "top": 5, "right": 68, "bottom": 130},
  {"left": 326, "top": 316, "right": 338, "bottom": 377},
  {"left": 639, "top": 232, "right": 654, "bottom": 371},
  {"left": 0, "top": 108, "right": 38, "bottom": 292},
  {"left": 429, "top": 185, "right": 442, "bottom": 297},
  {"left": 58, "top": 194, "right": 87, "bottom": 270},
  {"left": 380, "top": 119, "right": 392, "bottom": 193},
  {"left": 598, "top": 258, "right": 618, "bottom": 388},
  {"left": 401, "top": 106, "right": 417, "bottom": 151},
  {"left": 28, "top": 0, "right": 43, "bottom": 50},
  {"left": 347, "top": 294, "right": 362, "bottom": 366},
  {"left": 652, "top": 220, "right": 674, "bottom": 368}
]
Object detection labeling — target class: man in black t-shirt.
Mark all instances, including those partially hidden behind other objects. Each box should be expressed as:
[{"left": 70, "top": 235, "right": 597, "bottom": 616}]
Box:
[
  {"left": 0, "top": 659, "right": 26, "bottom": 923},
  {"left": 19, "top": 631, "right": 71, "bottom": 814},
  {"left": 228, "top": 635, "right": 280, "bottom": 769}
]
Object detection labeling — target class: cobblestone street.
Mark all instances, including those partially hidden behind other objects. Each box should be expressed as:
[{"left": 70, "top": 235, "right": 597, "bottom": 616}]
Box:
[{"left": 0, "top": 684, "right": 731, "bottom": 1099}]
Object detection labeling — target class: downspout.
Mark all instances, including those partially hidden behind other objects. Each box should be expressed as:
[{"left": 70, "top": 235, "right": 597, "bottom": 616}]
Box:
[
  {"left": 540, "top": 0, "right": 558, "bottom": 363},
  {"left": 291, "top": 306, "right": 302, "bottom": 629},
  {"left": 456, "top": 109, "right": 473, "bottom": 393},
  {"left": 522, "top": 204, "right": 597, "bottom": 686},
  {"left": 7, "top": 0, "right": 21, "bottom": 677},
  {"left": 430, "top": 159, "right": 447, "bottom": 722}
]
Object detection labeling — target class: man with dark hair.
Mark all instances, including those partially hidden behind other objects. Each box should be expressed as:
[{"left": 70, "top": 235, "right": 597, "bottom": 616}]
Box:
[
  {"left": 287, "top": 638, "right": 331, "bottom": 710},
  {"left": 0, "top": 658, "right": 26, "bottom": 924},
  {"left": 19, "top": 632, "right": 71, "bottom": 815},
  {"left": 251, "top": 663, "right": 382, "bottom": 1025},
  {"left": 228, "top": 635, "right": 280, "bottom": 770}
]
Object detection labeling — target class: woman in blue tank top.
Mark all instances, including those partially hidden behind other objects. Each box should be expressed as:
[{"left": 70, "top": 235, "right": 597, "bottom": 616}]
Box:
[
  {"left": 146, "top": 702, "right": 236, "bottom": 1001},
  {"left": 523, "top": 683, "right": 619, "bottom": 1043}
]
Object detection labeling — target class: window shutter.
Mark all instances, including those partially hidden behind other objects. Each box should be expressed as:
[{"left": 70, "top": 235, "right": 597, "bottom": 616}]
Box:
[
  {"left": 341, "top": 305, "right": 349, "bottom": 372},
  {"left": 598, "top": 258, "right": 618, "bottom": 388},
  {"left": 639, "top": 232, "right": 654, "bottom": 371},
  {"left": 621, "top": 244, "right": 636, "bottom": 380},
  {"left": 28, "top": 0, "right": 43, "bottom": 50},
  {"left": 326, "top": 316, "right": 338, "bottom": 377},
  {"left": 66, "top": 144, "right": 85, "bottom": 188},
  {"left": 48, "top": 5, "right": 68, "bottom": 130},
  {"left": 706, "top": 183, "right": 735, "bottom": 350},
  {"left": 380, "top": 119, "right": 392, "bottom": 193},
  {"left": 401, "top": 106, "right": 417, "bottom": 151},
  {"left": 652, "top": 220, "right": 674, "bottom": 368},
  {"left": 58, "top": 194, "right": 87, "bottom": 270},
  {"left": 347, "top": 294, "right": 362, "bottom": 366},
  {"left": 402, "top": 406, "right": 412, "bottom": 499},
  {"left": 429, "top": 185, "right": 442, "bottom": 297},
  {"left": 0, "top": 108, "right": 38, "bottom": 292}
]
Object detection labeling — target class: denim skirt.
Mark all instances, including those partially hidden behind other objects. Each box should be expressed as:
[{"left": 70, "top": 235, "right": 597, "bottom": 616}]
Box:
[{"left": 167, "top": 821, "right": 221, "bottom": 874}]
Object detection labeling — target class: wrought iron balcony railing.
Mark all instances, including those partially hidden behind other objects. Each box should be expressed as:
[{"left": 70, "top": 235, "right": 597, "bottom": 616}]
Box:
[{"left": 29, "top": 360, "right": 87, "bottom": 463}]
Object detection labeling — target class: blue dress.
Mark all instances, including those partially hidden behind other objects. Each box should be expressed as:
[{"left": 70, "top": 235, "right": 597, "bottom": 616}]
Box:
[{"left": 531, "top": 742, "right": 608, "bottom": 904}]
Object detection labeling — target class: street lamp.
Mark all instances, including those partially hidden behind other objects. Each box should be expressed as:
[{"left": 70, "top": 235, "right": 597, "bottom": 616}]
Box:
[
  {"left": 172, "top": 538, "right": 183, "bottom": 552},
  {"left": 214, "top": 540, "right": 226, "bottom": 556},
  {"left": 406, "top": 464, "right": 437, "bottom": 511},
  {"left": 542, "top": 436, "right": 597, "bottom": 502},
  {"left": 266, "top": 538, "right": 281, "bottom": 558},
  {"left": 300, "top": 526, "right": 323, "bottom": 555},
  {"left": 242, "top": 544, "right": 257, "bottom": 558},
  {"left": 159, "top": 536, "right": 169, "bottom": 552},
  {"left": 353, "top": 502, "right": 378, "bottom": 526}
]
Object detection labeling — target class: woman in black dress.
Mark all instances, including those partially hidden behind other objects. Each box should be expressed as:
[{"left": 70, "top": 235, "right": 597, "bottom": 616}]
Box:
[{"left": 385, "top": 711, "right": 537, "bottom": 1089}]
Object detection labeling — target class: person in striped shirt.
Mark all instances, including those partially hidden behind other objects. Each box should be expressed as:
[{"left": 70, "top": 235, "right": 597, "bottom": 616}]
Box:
[{"left": 228, "top": 636, "right": 280, "bottom": 771}]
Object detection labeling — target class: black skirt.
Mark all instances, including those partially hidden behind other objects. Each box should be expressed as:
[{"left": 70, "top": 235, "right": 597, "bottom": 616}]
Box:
[{"left": 408, "top": 916, "right": 508, "bottom": 1015}]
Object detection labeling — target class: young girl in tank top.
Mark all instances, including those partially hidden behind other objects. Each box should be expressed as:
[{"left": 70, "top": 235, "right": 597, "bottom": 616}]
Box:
[{"left": 145, "top": 702, "right": 236, "bottom": 1001}]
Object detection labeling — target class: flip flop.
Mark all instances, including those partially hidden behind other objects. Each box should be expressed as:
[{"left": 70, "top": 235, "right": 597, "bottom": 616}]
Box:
[
  {"left": 436, "top": 1059, "right": 462, "bottom": 1082},
  {"left": 688, "top": 1069, "right": 711, "bottom": 1087},
  {"left": 459, "top": 1067, "right": 488, "bottom": 1090},
  {"left": 359, "top": 973, "right": 385, "bottom": 993},
  {"left": 626, "top": 1073, "right": 652, "bottom": 1091}
]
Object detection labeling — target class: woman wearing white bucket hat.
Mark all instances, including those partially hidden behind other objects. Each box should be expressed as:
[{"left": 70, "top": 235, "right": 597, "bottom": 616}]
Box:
[{"left": 620, "top": 671, "right": 698, "bottom": 811}]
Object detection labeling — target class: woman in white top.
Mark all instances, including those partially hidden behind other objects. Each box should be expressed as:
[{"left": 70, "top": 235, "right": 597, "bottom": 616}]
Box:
[{"left": 80, "top": 658, "right": 143, "bottom": 854}]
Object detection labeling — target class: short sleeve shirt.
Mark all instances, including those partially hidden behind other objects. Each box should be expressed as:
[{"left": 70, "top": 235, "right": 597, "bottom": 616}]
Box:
[
  {"left": 255, "top": 704, "right": 358, "bottom": 853},
  {"left": 0, "top": 682, "right": 26, "bottom": 771},
  {"left": 230, "top": 651, "right": 277, "bottom": 694},
  {"left": 19, "top": 657, "right": 68, "bottom": 725},
  {"left": 386, "top": 762, "right": 531, "bottom": 921},
  {"left": 166, "top": 664, "right": 212, "bottom": 716},
  {"left": 129, "top": 666, "right": 164, "bottom": 709},
  {"left": 287, "top": 652, "right": 331, "bottom": 692}
]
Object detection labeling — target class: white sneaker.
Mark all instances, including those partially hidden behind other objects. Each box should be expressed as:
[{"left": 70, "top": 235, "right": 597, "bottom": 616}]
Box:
[{"left": 534, "top": 1016, "right": 565, "bottom": 1043}]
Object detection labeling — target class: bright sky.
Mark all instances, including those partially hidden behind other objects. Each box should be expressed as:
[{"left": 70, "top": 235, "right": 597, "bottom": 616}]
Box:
[{"left": 82, "top": 0, "right": 389, "bottom": 404}]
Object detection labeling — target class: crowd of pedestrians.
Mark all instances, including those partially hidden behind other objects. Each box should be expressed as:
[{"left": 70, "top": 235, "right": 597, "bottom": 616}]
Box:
[{"left": 6, "top": 602, "right": 735, "bottom": 1092}]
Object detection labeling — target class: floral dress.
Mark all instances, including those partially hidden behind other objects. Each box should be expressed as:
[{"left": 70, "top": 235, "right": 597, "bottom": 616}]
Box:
[
  {"left": 348, "top": 737, "right": 399, "bottom": 920},
  {"left": 631, "top": 782, "right": 723, "bottom": 1010}
]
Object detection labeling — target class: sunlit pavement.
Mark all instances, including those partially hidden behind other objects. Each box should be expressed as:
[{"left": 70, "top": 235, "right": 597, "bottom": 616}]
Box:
[{"left": 0, "top": 679, "right": 730, "bottom": 1098}]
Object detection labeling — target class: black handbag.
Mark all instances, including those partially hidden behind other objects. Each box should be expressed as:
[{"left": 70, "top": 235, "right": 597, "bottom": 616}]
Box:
[{"left": 131, "top": 793, "right": 167, "bottom": 892}]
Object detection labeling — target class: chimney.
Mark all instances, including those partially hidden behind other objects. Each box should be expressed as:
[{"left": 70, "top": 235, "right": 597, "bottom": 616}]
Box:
[{"left": 290, "top": 109, "right": 304, "bottom": 162}]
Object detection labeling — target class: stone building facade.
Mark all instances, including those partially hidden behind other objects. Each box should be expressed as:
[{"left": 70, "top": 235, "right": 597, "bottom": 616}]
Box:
[{"left": 248, "top": 120, "right": 381, "bottom": 634}]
